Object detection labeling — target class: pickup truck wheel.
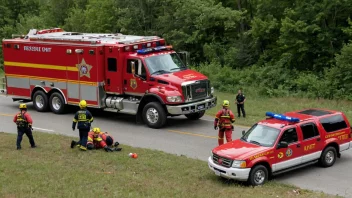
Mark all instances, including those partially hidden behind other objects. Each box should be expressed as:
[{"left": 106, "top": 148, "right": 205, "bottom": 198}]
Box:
[
  {"left": 49, "top": 92, "right": 66, "bottom": 114},
  {"left": 185, "top": 110, "right": 205, "bottom": 120},
  {"left": 32, "top": 90, "right": 49, "bottom": 112},
  {"left": 319, "top": 146, "right": 337, "bottom": 167},
  {"left": 142, "top": 102, "right": 167, "bottom": 129},
  {"left": 247, "top": 165, "right": 268, "bottom": 186}
]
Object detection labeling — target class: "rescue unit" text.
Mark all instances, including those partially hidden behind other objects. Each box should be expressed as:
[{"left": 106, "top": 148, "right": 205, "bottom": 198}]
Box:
[{"left": 24, "top": 46, "right": 52, "bottom": 52}]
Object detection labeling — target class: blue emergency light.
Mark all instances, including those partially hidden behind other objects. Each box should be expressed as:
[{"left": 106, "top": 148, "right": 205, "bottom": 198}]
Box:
[
  {"left": 265, "top": 112, "right": 300, "bottom": 122},
  {"left": 136, "top": 45, "right": 172, "bottom": 55}
]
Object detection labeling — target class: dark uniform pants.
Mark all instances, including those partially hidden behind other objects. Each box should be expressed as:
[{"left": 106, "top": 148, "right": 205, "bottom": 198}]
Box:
[
  {"left": 237, "top": 104, "right": 246, "bottom": 117},
  {"left": 17, "top": 128, "right": 35, "bottom": 147},
  {"left": 77, "top": 129, "right": 90, "bottom": 147}
]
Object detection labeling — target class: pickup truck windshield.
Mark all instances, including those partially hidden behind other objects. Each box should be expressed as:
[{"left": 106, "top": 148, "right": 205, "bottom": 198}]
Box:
[
  {"left": 241, "top": 123, "right": 281, "bottom": 147},
  {"left": 145, "top": 53, "right": 187, "bottom": 75}
]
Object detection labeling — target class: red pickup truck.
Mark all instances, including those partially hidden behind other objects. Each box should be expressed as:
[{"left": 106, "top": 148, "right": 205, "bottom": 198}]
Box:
[{"left": 208, "top": 108, "right": 352, "bottom": 186}]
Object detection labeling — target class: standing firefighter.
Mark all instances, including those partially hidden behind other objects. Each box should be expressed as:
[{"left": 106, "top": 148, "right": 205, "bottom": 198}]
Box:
[
  {"left": 71, "top": 100, "right": 94, "bottom": 151},
  {"left": 13, "top": 103, "right": 36, "bottom": 150},
  {"left": 214, "top": 100, "right": 236, "bottom": 145}
]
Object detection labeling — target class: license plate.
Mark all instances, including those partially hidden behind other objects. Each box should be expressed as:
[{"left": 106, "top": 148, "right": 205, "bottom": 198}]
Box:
[
  {"left": 197, "top": 105, "right": 205, "bottom": 110},
  {"left": 215, "top": 170, "right": 221, "bottom": 176}
]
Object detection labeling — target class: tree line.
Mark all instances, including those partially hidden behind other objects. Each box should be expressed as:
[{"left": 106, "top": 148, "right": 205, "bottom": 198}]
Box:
[{"left": 0, "top": 0, "right": 351, "bottom": 100}]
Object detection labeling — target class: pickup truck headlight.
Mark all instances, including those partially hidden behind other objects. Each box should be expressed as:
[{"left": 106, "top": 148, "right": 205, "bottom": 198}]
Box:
[
  {"left": 166, "top": 96, "right": 182, "bottom": 102},
  {"left": 211, "top": 87, "right": 214, "bottom": 94},
  {"left": 232, "top": 160, "right": 246, "bottom": 168}
]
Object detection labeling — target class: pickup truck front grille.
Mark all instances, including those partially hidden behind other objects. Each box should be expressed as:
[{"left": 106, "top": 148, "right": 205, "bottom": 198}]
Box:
[
  {"left": 182, "top": 80, "right": 210, "bottom": 102},
  {"left": 213, "top": 153, "right": 232, "bottom": 168}
]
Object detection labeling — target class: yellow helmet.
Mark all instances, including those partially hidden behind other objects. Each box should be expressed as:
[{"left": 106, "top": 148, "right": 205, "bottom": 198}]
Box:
[
  {"left": 79, "top": 100, "right": 87, "bottom": 109},
  {"left": 222, "top": 100, "right": 230, "bottom": 107},
  {"left": 19, "top": 103, "right": 27, "bottom": 109},
  {"left": 93, "top": 127, "right": 100, "bottom": 134}
]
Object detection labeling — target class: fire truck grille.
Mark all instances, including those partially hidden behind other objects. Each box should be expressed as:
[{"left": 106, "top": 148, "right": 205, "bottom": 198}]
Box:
[
  {"left": 182, "top": 80, "right": 210, "bottom": 102},
  {"left": 213, "top": 153, "right": 232, "bottom": 168}
]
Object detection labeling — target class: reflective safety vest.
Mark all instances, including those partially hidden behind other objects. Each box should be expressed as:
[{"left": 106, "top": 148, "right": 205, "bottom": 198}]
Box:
[{"left": 215, "top": 109, "right": 235, "bottom": 129}]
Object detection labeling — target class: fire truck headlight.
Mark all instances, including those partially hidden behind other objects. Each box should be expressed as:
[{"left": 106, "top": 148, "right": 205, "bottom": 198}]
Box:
[
  {"left": 166, "top": 96, "right": 182, "bottom": 102},
  {"left": 232, "top": 160, "right": 246, "bottom": 168},
  {"left": 211, "top": 87, "right": 214, "bottom": 94}
]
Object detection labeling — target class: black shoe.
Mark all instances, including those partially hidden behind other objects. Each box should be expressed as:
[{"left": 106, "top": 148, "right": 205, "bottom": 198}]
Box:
[
  {"left": 70, "top": 140, "right": 76, "bottom": 148},
  {"left": 17, "top": 146, "right": 21, "bottom": 150},
  {"left": 114, "top": 148, "right": 122, "bottom": 151},
  {"left": 31, "top": 145, "right": 36, "bottom": 148}
]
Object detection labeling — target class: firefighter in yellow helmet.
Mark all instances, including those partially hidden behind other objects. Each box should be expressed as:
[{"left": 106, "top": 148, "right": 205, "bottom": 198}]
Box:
[
  {"left": 13, "top": 103, "right": 36, "bottom": 150},
  {"left": 214, "top": 100, "right": 235, "bottom": 145},
  {"left": 71, "top": 100, "right": 94, "bottom": 151},
  {"left": 91, "top": 127, "right": 122, "bottom": 152}
]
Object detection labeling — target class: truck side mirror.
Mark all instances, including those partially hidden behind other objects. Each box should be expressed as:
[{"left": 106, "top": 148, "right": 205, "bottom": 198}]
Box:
[
  {"left": 242, "top": 130, "right": 245, "bottom": 135},
  {"left": 277, "top": 141, "right": 288, "bottom": 149},
  {"left": 177, "top": 51, "right": 189, "bottom": 66}
]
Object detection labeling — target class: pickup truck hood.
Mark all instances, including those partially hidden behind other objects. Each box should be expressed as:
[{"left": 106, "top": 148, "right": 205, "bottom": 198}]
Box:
[
  {"left": 152, "top": 69, "right": 208, "bottom": 85},
  {"left": 212, "top": 139, "right": 271, "bottom": 160}
]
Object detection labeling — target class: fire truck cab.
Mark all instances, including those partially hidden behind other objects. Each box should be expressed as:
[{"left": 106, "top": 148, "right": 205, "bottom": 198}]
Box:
[{"left": 1, "top": 28, "right": 217, "bottom": 129}]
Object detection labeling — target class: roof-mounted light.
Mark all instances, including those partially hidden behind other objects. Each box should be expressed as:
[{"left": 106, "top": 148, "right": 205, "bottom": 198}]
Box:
[
  {"left": 265, "top": 112, "right": 300, "bottom": 122},
  {"left": 136, "top": 45, "right": 173, "bottom": 55}
]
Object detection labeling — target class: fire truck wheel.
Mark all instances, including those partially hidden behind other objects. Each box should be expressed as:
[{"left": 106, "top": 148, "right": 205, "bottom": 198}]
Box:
[
  {"left": 32, "top": 90, "right": 49, "bottom": 112},
  {"left": 142, "top": 102, "right": 167, "bottom": 129},
  {"left": 49, "top": 92, "right": 66, "bottom": 114},
  {"left": 185, "top": 110, "right": 205, "bottom": 120}
]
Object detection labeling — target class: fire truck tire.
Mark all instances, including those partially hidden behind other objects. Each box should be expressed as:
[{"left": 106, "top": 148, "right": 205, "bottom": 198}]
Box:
[
  {"left": 142, "top": 102, "right": 167, "bottom": 129},
  {"left": 49, "top": 92, "right": 66, "bottom": 114},
  {"left": 32, "top": 90, "right": 49, "bottom": 112},
  {"left": 185, "top": 110, "right": 205, "bottom": 120}
]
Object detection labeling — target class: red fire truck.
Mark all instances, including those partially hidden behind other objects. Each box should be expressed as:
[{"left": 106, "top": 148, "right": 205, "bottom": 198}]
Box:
[{"left": 1, "top": 28, "right": 217, "bottom": 129}]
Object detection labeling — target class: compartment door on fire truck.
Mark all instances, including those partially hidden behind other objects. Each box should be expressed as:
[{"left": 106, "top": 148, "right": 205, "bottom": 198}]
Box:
[
  {"left": 105, "top": 57, "right": 122, "bottom": 93},
  {"left": 124, "top": 58, "right": 149, "bottom": 95}
]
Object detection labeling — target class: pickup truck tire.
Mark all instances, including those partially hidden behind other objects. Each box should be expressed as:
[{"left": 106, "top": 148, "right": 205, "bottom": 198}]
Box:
[
  {"left": 32, "top": 90, "right": 49, "bottom": 112},
  {"left": 185, "top": 110, "right": 205, "bottom": 120},
  {"left": 319, "top": 146, "right": 337, "bottom": 167},
  {"left": 247, "top": 165, "right": 268, "bottom": 186},
  {"left": 142, "top": 102, "right": 167, "bottom": 129},
  {"left": 49, "top": 92, "right": 66, "bottom": 114}
]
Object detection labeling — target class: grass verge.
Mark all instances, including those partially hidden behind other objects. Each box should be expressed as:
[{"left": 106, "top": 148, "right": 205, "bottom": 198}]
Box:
[
  {"left": 0, "top": 132, "right": 337, "bottom": 198},
  {"left": 206, "top": 91, "right": 352, "bottom": 127}
]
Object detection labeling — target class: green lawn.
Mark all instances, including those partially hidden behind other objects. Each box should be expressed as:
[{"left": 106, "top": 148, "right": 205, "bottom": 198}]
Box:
[
  {"left": 0, "top": 132, "right": 337, "bottom": 198},
  {"left": 207, "top": 91, "right": 352, "bottom": 127}
]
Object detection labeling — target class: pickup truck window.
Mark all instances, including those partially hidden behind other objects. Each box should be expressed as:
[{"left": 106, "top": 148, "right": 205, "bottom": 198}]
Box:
[
  {"left": 319, "top": 114, "right": 348, "bottom": 133},
  {"left": 279, "top": 128, "right": 298, "bottom": 144},
  {"left": 300, "top": 122, "right": 320, "bottom": 140}
]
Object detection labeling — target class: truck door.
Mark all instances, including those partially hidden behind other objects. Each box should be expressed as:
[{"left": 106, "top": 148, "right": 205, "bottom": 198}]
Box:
[
  {"left": 273, "top": 127, "right": 302, "bottom": 172},
  {"left": 123, "top": 58, "right": 150, "bottom": 96},
  {"left": 105, "top": 57, "right": 122, "bottom": 94},
  {"left": 298, "top": 121, "right": 323, "bottom": 163}
]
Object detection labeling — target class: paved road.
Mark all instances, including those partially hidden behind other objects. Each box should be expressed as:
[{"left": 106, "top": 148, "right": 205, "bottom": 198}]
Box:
[{"left": 0, "top": 96, "right": 351, "bottom": 197}]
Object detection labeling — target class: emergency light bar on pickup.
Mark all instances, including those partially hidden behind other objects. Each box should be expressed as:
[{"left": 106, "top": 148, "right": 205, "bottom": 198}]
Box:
[{"left": 265, "top": 112, "right": 300, "bottom": 122}]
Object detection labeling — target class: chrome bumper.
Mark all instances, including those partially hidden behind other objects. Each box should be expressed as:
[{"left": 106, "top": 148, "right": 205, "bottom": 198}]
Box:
[
  {"left": 208, "top": 157, "right": 251, "bottom": 181},
  {"left": 166, "top": 96, "right": 217, "bottom": 115}
]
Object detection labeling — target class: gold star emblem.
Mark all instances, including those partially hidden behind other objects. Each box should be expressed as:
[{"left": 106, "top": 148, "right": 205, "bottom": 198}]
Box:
[{"left": 76, "top": 58, "right": 92, "bottom": 78}]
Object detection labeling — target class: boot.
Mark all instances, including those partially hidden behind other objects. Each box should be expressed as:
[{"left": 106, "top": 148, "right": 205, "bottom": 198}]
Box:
[{"left": 70, "top": 140, "right": 77, "bottom": 148}]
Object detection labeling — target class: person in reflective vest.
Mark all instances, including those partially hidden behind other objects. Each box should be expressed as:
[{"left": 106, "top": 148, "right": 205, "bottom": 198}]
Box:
[
  {"left": 71, "top": 100, "right": 93, "bottom": 151},
  {"left": 214, "top": 100, "right": 236, "bottom": 145},
  {"left": 13, "top": 103, "right": 36, "bottom": 150},
  {"left": 91, "top": 127, "right": 122, "bottom": 152}
]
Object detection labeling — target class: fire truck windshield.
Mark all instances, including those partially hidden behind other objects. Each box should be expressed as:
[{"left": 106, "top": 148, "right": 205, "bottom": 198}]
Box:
[{"left": 145, "top": 53, "right": 187, "bottom": 75}]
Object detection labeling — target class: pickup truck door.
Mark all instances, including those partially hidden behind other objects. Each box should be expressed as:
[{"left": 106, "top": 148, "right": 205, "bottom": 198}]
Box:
[
  {"left": 273, "top": 127, "right": 303, "bottom": 172},
  {"left": 298, "top": 121, "right": 323, "bottom": 163}
]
